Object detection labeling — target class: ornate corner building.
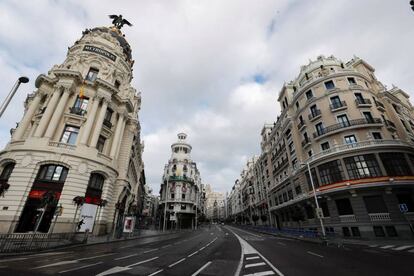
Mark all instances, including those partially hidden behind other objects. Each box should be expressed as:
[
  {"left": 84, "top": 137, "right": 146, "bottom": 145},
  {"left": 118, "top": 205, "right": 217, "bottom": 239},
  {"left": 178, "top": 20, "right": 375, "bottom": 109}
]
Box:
[
  {"left": 159, "top": 133, "right": 205, "bottom": 229},
  {"left": 229, "top": 55, "right": 414, "bottom": 239},
  {"left": 0, "top": 24, "right": 145, "bottom": 235}
]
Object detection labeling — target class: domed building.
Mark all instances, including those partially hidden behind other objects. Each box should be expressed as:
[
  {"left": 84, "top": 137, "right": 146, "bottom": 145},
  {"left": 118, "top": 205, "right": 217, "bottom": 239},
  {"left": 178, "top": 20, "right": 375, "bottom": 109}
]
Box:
[
  {"left": 159, "top": 133, "right": 204, "bottom": 230},
  {"left": 0, "top": 20, "right": 145, "bottom": 235}
]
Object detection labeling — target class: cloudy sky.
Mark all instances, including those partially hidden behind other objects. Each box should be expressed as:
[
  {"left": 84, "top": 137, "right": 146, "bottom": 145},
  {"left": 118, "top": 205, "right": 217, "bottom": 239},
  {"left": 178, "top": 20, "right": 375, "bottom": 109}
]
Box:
[{"left": 0, "top": 0, "right": 413, "bottom": 195}]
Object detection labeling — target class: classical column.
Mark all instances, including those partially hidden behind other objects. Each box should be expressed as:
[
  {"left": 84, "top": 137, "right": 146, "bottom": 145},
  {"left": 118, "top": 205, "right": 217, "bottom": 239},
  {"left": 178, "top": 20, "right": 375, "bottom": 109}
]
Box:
[
  {"left": 79, "top": 95, "right": 101, "bottom": 145},
  {"left": 89, "top": 98, "right": 109, "bottom": 148},
  {"left": 12, "top": 91, "right": 43, "bottom": 141},
  {"left": 114, "top": 118, "right": 127, "bottom": 158},
  {"left": 110, "top": 112, "right": 125, "bottom": 158},
  {"left": 44, "top": 88, "right": 72, "bottom": 138},
  {"left": 33, "top": 89, "right": 61, "bottom": 137}
]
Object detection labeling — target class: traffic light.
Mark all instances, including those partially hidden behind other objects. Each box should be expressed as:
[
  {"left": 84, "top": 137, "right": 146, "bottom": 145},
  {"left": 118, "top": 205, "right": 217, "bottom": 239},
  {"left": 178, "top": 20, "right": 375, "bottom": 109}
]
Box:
[{"left": 411, "top": 0, "right": 414, "bottom": 11}]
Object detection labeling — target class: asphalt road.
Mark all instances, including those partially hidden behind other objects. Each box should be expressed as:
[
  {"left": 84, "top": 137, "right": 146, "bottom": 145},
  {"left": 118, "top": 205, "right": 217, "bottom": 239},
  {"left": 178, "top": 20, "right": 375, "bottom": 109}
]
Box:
[{"left": 0, "top": 225, "right": 412, "bottom": 276}]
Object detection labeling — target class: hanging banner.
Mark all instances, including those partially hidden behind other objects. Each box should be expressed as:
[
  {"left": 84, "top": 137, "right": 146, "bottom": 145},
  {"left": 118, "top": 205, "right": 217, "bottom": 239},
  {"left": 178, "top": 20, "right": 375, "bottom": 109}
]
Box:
[
  {"left": 123, "top": 216, "right": 135, "bottom": 233},
  {"left": 78, "top": 203, "right": 98, "bottom": 232}
]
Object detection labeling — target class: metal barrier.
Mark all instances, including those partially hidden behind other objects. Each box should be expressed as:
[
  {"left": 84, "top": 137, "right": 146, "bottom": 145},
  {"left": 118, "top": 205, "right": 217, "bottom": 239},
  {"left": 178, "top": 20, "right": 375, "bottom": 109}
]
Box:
[{"left": 0, "top": 232, "right": 83, "bottom": 253}]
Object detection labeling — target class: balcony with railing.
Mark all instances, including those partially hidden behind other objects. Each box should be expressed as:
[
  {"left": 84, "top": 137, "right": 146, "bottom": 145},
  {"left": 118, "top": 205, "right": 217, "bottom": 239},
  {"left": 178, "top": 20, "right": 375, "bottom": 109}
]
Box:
[
  {"left": 103, "top": 119, "right": 112, "bottom": 129},
  {"left": 301, "top": 137, "right": 311, "bottom": 148},
  {"left": 312, "top": 118, "right": 382, "bottom": 139},
  {"left": 355, "top": 98, "right": 372, "bottom": 107},
  {"left": 167, "top": 175, "right": 195, "bottom": 184},
  {"left": 308, "top": 109, "right": 322, "bottom": 121},
  {"left": 384, "top": 119, "right": 396, "bottom": 130},
  {"left": 49, "top": 141, "right": 76, "bottom": 150},
  {"left": 330, "top": 101, "right": 347, "bottom": 111},
  {"left": 375, "top": 100, "right": 385, "bottom": 111},
  {"left": 369, "top": 212, "right": 391, "bottom": 222},
  {"left": 339, "top": 214, "right": 357, "bottom": 223},
  {"left": 297, "top": 121, "right": 306, "bottom": 130},
  {"left": 69, "top": 107, "right": 87, "bottom": 116}
]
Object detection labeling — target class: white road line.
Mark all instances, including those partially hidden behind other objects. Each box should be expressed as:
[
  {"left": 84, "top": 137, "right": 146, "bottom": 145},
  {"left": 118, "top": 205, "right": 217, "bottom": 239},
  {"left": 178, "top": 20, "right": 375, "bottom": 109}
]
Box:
[
  {"left": 191, "top": 261, "right": 212, "bottom": 276},
  {"left": 408, "top": 249, "right": 414, "bottom": 253},
  {"left": 119, "top": 245, "right": 133, "bottom": 249},
  {"left": 129, "top": 256, "right": 159, "bottom": 268},
  {"left": 148, "top": 269, "right": 164, "bottom": 276},
  {"left": 144, "top": 248, "right": 159, "bottom": 253},
  {"left": 162, "top": 244, "right": 171, "bottom": 248},
  {"left": 34, "top": 253, "right": 115, "bottom": 269},
  {"left": 245, "top": 256, "right": 260, "bottom": 260},
  {"left": 244, "top": 271, "right": 275, "bottom": 276},
  {"left": 277, "top": 242, "right": 286, "bottom": 246},
  {"left": 114, "top": 253, "right": 138, "bottom": 260},
  {"left": 392, "top": 245, "right": 414, "bottom": 251},
  {"left": 0, "top": 257, "right": 28, "bottom": 263},
  {"left": 369, "top": 245, "right": 378, "bottom": 248},
  {"left": 58, "top": 261, "right": 103, "bottom": 274},
  {"left": 79, "top": 253, "right": 116, "bottom": 261},
  {"left": 168, "top": 258, "right": 186, "bottom": 268},
  {"left": 380, "top": 245, "right": 395, "bottom": 249},
  {"left": 245, "top": 262, "right": 266, "bottom": 268},
  {"left": 188, "top": 250, "right": 199, "bottom": 257},
  {"left": 199, "top": 246, "right": 207, "bottom": 251},
  {"left": 307, "top": 251, "right": 324, "bottom": 258}
]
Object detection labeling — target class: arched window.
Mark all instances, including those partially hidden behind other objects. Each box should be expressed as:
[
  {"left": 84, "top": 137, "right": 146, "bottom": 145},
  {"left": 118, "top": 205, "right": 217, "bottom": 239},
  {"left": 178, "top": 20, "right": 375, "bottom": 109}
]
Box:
[
  {"left": 36, "top": 164, "right": 68, "bottom": 182},
  {"left": 85, "top": 173, "right": 105, "bottom": 204},
  {"left": 0, "top": 163, "right": 15, "bottom": 182}
]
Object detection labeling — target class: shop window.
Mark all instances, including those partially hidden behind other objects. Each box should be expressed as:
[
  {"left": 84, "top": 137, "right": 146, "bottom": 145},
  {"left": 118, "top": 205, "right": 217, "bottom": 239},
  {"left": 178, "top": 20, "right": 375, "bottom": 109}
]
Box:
[
  {"left": 351, "top": 227, "right": 361, "bottom": 237},
  {"left": 363, "top": 195, "right": 388, "bottom": 213},
  {"left": 344, "top": 154, "right": 382, "bottom": 180},
  {"left": 385, "top": 226, "right": 398, "bottom": 237},
  {"left": 373, "top": 226, "right": 385, "bottom": 237},
  {"left": 335, "top": 198, "right": 354, "bottom": 215},
  {"left": 342, "top": 227, "right": 351, "bottom": 237},
  {"left": 379, "top": 153, "right": 412, "bottom": 176},
  {"left": 318, "top": 159, "right": 344, "bottom": 185}
]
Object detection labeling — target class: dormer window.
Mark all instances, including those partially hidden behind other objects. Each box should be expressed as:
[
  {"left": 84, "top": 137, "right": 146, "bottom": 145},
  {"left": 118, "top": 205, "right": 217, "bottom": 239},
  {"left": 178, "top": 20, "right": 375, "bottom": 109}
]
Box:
[{"left": 85, "top": 68, "right": 99, "bottom": 82}]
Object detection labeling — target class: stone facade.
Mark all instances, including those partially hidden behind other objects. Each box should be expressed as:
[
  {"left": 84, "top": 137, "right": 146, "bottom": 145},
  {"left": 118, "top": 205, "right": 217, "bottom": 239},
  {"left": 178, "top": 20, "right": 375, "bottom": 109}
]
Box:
[
  {"left": 228, "top": 55, "right": 414, "bottom": 239},
  {"left": 159, "top": 133, "right": 204, "bottom": 229},
  {"left": 0, "top": 24, "right": 144, "bottom": 235}
]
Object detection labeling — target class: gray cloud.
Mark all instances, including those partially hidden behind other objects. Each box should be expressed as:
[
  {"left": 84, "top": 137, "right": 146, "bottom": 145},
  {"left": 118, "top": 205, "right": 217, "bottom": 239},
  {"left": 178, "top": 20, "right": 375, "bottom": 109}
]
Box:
[{"left": 0, "top": 0, "right": 413, "bottom": 195}]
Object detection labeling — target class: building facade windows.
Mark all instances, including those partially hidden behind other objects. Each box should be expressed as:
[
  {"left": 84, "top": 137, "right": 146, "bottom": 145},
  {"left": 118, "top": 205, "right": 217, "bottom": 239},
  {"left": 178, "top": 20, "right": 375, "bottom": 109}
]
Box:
[
  {"left": 71, "top": 96, "right": 89, "bottom": 116},
  {"left": 318, "top": 159, "right": 344, "bottom": 185},
  {"left": 305, "top": 90, "right": 313, "bottom": 100},
  {"left": 321, "top": 142, "right": 330, "bottom": 150},
  {"left": 372, "top": 132, "right": 382, "bottom": 140},
  {"left": 330, "top": 96, "right": 342, "bottom": 109},
  {"left": 60, "top": 125, "right": 79, "bottom": 145},
  {"left": 373, "top": 226, "right": 386, "bottom": 237},
  {"left": 86, "top": 173, "right": 105, "bottom": 203},
  {"left": 96, "top": 136, "right": 106, "bottom": 153},
  {"left": 324, "top": 80, "right": 335, "bottom": 90},
  {"left": 344, "top": 154, "right": 382, "bottom": 180},
  {"left": 347, "top": 77, "right": 356, "bottom": 85},
  {"left": 85, "top": 67, "right": 99, "bottom": 81},
  {"left": 305, "top": 167, "right": 319, "bottom": 189},
  {"left": 344, "top": 134, "right": 357, "bottom": 144},
  {"left": 363, "top": 195, "right": 388, "bottom": 213},
  {"left": 335, "top": 198, "right": 354, "bottom": 215},
  {"left": 379, "top": 152, "right": 412, "bottom": 176},
  {"left": 0, "top": 163, "right": 15, "bottom": 182},
  {"left": 337, "top": 114, "right": 350, "bottom": 127},
  {"left": 315, "top": 122, "right": 324, "bottom": 136}
]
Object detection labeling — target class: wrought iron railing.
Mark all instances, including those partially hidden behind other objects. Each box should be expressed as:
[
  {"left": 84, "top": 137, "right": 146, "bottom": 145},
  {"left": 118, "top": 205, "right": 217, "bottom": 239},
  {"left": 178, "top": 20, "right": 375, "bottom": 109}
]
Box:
[
  {"left": 330, "top": 101, "right": 347, "bottom": 110},
  {"left": 313, "top": 118, "right": 381, "bottom": 138},
  {"left": 308, "top": 109, "right": 322, "bottom": 120},
  {"left": 355, "top": 98, "right": 372, "bottom": 106},
  {"left": 69, "top": 106, "right": 87, "bottom": 116}
]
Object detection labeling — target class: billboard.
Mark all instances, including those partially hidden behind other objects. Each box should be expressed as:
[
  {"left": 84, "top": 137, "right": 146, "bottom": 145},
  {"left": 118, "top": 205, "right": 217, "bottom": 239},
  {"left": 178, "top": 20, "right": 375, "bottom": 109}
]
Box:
[
  {"left": 123, "top": 216, "right": 135, "bottom": 233},
  {"left": 78, "top": 203, "right": 98, "bottom": 232}
]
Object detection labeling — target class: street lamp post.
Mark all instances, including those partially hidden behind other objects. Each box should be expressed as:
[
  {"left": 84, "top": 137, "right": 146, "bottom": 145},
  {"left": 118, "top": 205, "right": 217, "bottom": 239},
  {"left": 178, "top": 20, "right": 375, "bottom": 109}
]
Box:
[
  {"left": 0, "top": 76, "right": 29, "bottom": 118},
  {"left": 305, "top": 162, "right": 326, "bottom": 238}
]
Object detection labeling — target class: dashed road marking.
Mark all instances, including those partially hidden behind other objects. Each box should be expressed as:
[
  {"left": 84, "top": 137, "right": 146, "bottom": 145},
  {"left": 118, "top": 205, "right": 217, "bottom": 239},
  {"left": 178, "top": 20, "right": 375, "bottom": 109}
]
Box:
[
  {"left": 162, "top": 244, "right": 171, "bottom": 248},
  {"left": 244, "top": 271, "right": 275, "bottom": 276},
  {"left": 245, "top": 262, "right": 266, "bottom": 268},
  {"left": 392, "top": 245, "right": 414, "bottom": 251},
  {"left": 191, "top": 261, "right": 212, "bottom": 276},
  {"left": 114, "top": 253, "right": 138, "bottom": 260},
  {"left": 96, "top": 257, "right": 159, "bottom": 276},
  {"left": 33, "top": 253, "right": 115, "bottom": 269},
  {"left": 168, "top": 258, "right": 186, "bottom": 268},
  {"left": 144, "top": 248, "right": 159, "bottom": 253},
  {"left": 0, "top": 257, "right": 28, "bottom": 263},
  {"left": 148, "top": 269, "right": 163, "bottom": 276},
  {"left": 188, "top": 250, "right": 199, "bottom": 257},
  {"left": 246, "top": 256, "right": 260, "bottom": 260},
  {"left": 58, "top": 261, "right": 103, "bottom": 274},
  {"left": 307, "top": 251, "right": 324, "bottom": 258},
  {"left": 380, "top": 245, "right": 395, "bottom": 249},
  {"left": 277, "top": 242, "right": 286, "bottom": 246}
]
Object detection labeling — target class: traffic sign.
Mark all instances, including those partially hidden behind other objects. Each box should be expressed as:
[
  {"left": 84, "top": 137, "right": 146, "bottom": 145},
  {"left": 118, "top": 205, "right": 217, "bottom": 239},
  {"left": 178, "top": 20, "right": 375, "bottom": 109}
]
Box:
[{"left": 399, "top": 203, "right": 408, "bottom": 213}]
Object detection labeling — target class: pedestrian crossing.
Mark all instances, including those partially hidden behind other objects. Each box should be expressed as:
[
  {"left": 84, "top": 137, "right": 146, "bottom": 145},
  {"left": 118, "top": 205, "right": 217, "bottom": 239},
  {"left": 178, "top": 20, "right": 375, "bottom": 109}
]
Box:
[
  {"left": 368, "top": 244, "right": 414, "bottom": 253},
  {"left": 241, "top": 253, "right": 280, "bottom": 276}
]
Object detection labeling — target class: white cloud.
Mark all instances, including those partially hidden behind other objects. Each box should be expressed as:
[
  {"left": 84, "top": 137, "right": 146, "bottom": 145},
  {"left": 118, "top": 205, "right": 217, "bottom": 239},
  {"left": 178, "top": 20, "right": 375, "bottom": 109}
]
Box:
[{"left": 0, "top": 0, "right": 413, "bottom": 195}]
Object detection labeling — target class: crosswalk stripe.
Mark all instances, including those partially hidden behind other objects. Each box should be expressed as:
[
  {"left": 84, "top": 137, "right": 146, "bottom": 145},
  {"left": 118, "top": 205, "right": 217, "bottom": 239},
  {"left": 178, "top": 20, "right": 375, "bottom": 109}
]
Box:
[
  {"left": 392, "top": 245, "right": 414, "bottom": 251},
  {"left": 245, "top": 262, "right": 266, "bottom": 268},
  {"left": 244, "top": 271, "right": 276, "bottom": 276},
  {"left": 380, "top": 245, "right": 395, "bottom": 249},
  {"left": 246, "top": 256, "right": 260, "bottom": 260}
]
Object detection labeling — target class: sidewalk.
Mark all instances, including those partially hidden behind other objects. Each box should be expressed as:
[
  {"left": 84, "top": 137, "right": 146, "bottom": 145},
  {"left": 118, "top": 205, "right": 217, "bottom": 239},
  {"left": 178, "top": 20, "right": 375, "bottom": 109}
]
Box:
[{"left": 237, "top": 225, "right": 414, "bottom": 249}]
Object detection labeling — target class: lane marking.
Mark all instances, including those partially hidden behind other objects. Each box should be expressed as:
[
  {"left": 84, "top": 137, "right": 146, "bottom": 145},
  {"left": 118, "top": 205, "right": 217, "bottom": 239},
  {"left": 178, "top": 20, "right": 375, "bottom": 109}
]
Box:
[
  {"left": 58, "top": 261, "right": 103, "bottom": 274},
  {"left": 226, "top": 227, "right": 284, "bottom": 276},
  {"left": 114, "top": 253, "right": 138, "bottom": 260},
  {"left": 380, "top": 245, "right": 394, "bottom": 249},
  {"left": 119, "top": 245, "right": 133, "bottom": 249},
  {"left": 199, "top": 246, "right": 206, "bottom": 251},
  {"left": 0, "top": 257, "right": 28, "bottom": 263},
  {"left": 191, "top": 261, "right": 212, "bottom": 276},
  {"left": 307, "top": 251, "right": 324, "bottom": 258},
  {"left": 245, "top": 256, "right": 260, "bottom": 260},
  {"left": 245, "top": 262, "right": 266, "bottom": 268},
  {"left": 144, "top": 248, "right": 159, "bottom": 253},
  {"left": 129, "top": 256, "right": 159, "bottom": 267},
  {"left": 277, "top": 242, "right": 286, "bottom": 246},
  {"left": 148, "top": 269, "right": 164, "bottom": 276},
  {"left": 33, "top": 253, "right": 115, "bottom": 269},
  {"left": 79, "top": 253, "right": 116, "bottom": 261},
  {"left": 393, "top": 245, "right": 414, "bottom": 251},
  {"left": 188, "top": 250, "right": 199, "bottom": 257},
  {"left": 162, "top": 245, "right": 171, "bottom": 248},
  {"left": 168, "top": 257, "right": 186, "bottom": 268},
  {"left": 369, "top": 245, "right": 378, "bottom": 248},
  {"left": 244, "top": 271, "right": 275, "bottom": 276}
]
